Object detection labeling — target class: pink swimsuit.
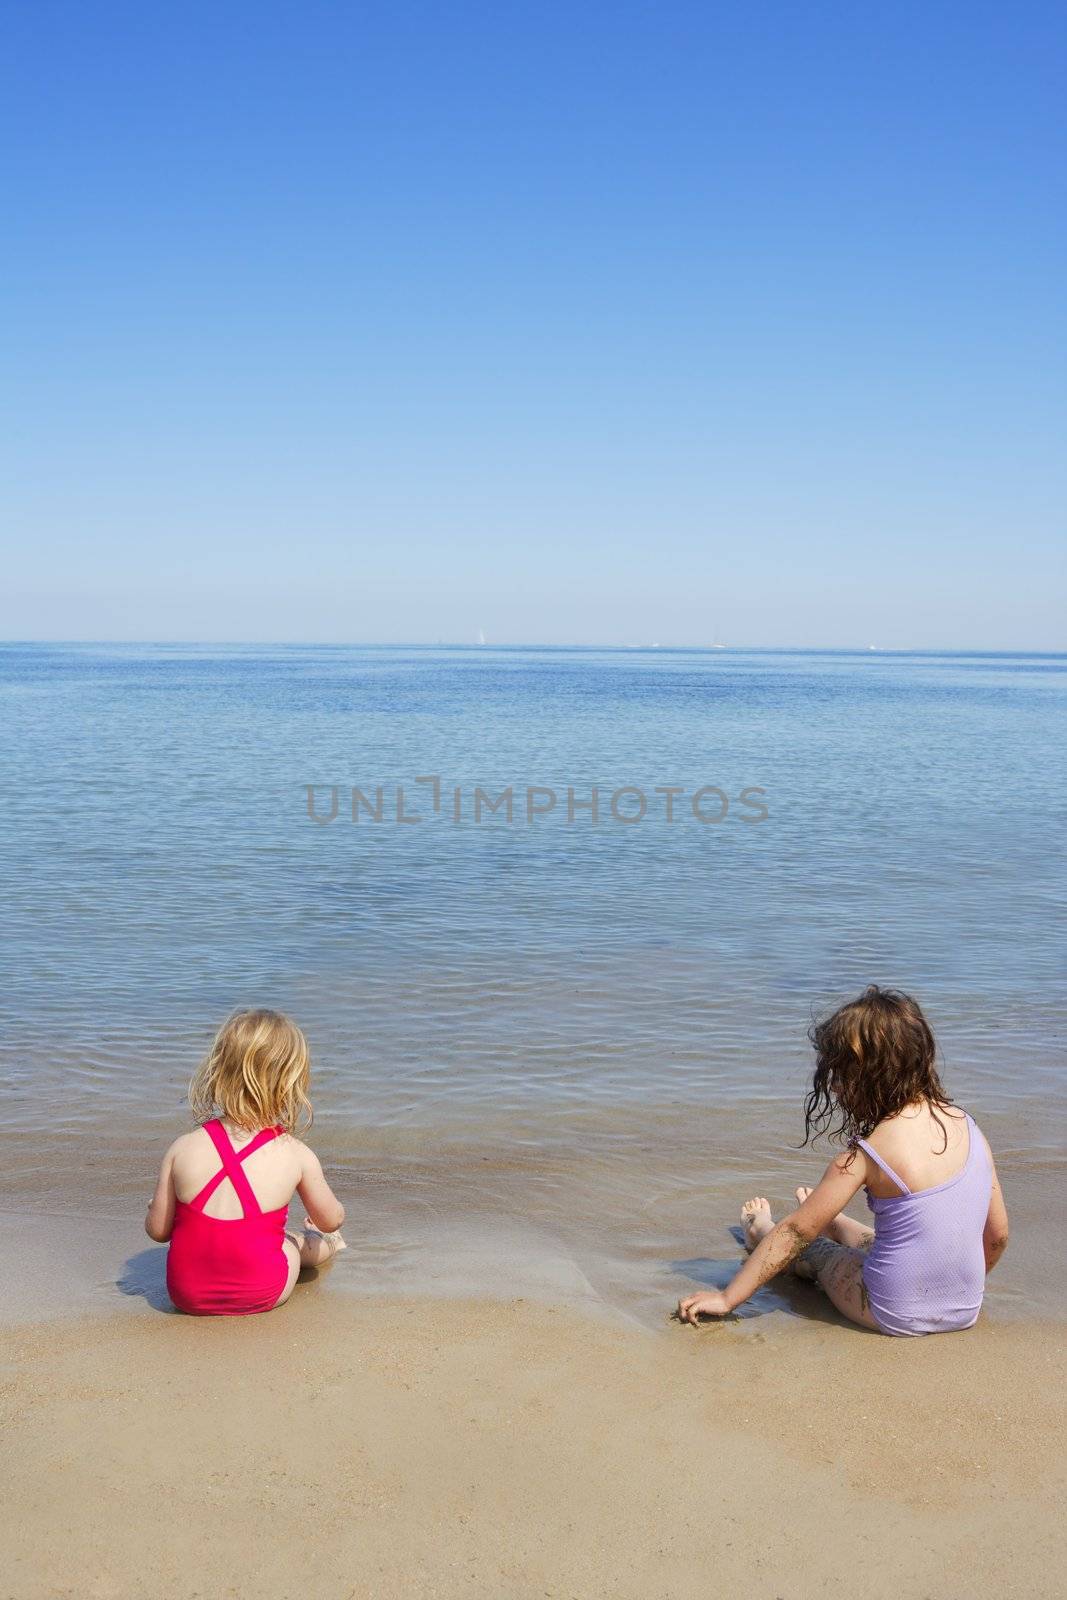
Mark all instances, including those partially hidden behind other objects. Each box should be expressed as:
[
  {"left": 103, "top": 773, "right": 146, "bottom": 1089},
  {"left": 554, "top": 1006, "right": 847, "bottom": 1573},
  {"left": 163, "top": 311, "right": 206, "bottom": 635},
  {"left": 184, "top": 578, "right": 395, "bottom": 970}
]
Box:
[{"left": 166, "top": 1119, "right": 290, "bottom": 1316}]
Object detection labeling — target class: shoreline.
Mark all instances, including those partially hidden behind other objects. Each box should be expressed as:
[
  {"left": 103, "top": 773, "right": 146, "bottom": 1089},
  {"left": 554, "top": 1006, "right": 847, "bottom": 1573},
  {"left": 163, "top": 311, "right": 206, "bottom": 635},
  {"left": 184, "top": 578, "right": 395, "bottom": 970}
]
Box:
[
  {"left": 2, "top": 1180, "right": 1060, "bottom": 1333},
  {"left": 3, "top": 1096, "right": 1063, "bottom": 1328},
  {"left": 3, "top": 1287, "right": 1066, "bottom": 1599}
]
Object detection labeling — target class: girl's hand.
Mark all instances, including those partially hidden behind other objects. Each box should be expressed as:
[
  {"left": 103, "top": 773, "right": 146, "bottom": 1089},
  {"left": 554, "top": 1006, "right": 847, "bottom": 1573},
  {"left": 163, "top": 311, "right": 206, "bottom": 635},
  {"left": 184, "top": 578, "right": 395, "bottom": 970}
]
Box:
[{"left": 677, "top": 1288, "right": 733, "bottom": 1324}]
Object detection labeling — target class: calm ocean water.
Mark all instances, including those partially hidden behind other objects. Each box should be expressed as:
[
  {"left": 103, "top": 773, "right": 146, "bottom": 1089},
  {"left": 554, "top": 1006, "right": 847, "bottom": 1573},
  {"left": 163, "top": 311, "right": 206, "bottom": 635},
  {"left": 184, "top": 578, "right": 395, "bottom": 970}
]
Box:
[{"left": 2, "top": 644, "right": 1065, "bottom": 1321}]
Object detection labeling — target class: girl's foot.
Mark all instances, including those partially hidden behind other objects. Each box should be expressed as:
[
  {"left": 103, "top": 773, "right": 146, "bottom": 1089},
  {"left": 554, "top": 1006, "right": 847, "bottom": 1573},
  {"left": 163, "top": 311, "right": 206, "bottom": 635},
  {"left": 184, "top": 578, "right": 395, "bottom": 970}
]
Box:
[
  {"left": 303, "top": 1216, "right": 348, "bottom": 1251},
  {"left": 741, "top": 1196, "right": 774, "bottom": 1252}
]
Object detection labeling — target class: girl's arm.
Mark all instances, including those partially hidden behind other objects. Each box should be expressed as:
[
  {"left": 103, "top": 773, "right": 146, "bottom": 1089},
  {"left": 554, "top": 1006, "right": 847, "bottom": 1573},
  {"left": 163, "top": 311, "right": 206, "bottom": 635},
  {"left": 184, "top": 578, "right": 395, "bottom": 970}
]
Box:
[
  {"left": 981, "top": 1140, "right": 1009, "bottom": 1272},
  {"left": 677, "top": 1152, "right": 867, "bottom": 1323},
  {"left": 298, "top": 1145, "right": 345, "bottom": 1233},
  {"left": 145, "top": 1144, "right": 178, "bottom": 1242}
]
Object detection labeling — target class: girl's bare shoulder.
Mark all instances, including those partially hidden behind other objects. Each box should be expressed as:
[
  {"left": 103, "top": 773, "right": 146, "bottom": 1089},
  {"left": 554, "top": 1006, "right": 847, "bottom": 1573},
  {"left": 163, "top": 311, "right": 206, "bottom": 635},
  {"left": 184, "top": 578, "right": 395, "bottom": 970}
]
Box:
[
  {"left": 160, "top": 1126, "right": 209, "bottom": 1169},
  {"left": 274, "top": 1131, "right": 320, "bottom": 1167},
  {"left": 873, "top": 1101, "right": 965, "bottom": 1137},
  {"left": 868, "top": 1103, "right": 969, "bottom": 1173},
  {"left": 171, "top": 1126, "right": 207, "bottom": 1152},
  {"left": 273, "top": 1129, "right": 305, "bottom": 1150}
]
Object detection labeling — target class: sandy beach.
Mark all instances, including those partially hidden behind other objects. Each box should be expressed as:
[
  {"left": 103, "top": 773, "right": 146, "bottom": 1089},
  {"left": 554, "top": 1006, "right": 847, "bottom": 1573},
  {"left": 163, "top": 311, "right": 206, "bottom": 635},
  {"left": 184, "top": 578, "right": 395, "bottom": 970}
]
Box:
[
  {"left": 4, "top": 1097, "right": 1065, "bottom": 1598},
  {"left": 3, "top": 1269, "right": 1066, "bottom": 1600}
]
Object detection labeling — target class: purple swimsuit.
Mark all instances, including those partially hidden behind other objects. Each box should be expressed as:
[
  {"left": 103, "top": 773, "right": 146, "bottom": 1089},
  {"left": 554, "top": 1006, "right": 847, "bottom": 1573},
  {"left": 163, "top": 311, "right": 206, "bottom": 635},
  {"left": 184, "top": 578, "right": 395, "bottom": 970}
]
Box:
[{"left": 857, "top": 1112, "right": 992, "bottom": 1337}]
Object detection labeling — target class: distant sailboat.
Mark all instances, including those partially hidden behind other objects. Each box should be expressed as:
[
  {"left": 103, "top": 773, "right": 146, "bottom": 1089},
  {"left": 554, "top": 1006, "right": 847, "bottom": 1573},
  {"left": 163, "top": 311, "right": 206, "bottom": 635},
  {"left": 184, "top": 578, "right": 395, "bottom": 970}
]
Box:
[
  {"left": 477, "top": 628, "right": 487, "bottom": 646},
  {"left": 711, "top": 621, "right": 726, "bottom": 650}
]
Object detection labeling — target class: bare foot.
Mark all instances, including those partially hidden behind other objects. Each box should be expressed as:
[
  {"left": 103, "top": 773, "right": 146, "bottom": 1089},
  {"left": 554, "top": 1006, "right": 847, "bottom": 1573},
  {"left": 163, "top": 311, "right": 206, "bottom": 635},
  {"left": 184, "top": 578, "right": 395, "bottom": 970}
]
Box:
[
  {"left": 304, "top": 1216, "right": 348, "bottom": 1251},
  {"left": 741, "top": 1196, "right": 774, "bottom": 1252}
]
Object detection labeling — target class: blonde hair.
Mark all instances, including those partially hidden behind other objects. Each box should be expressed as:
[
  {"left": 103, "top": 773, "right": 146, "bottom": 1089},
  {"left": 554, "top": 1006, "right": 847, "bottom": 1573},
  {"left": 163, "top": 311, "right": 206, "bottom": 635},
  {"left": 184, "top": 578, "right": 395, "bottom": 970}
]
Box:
[{"left": 189, "top": 1009, "right": 312, "bottom": 1133}]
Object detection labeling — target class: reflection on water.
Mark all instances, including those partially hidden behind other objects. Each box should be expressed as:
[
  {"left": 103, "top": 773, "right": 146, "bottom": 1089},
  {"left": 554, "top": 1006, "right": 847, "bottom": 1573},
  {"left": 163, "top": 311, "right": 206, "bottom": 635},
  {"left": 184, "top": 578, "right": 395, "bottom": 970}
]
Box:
[{"left": 1, "top": 644, "right": 1065, "bottom": 1319}]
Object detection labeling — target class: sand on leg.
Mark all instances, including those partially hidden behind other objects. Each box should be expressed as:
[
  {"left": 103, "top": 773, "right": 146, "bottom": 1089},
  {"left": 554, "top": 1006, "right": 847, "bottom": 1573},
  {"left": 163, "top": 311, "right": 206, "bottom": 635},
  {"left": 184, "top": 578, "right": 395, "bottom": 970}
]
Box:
[
  {"left": 795, "top": 1186, "right": 874, "bottom": 1252},
  {"left": 795, "top": 1236, "right": 882, "bottom": 1331},
  {"left": 737, "top": 1196, "right": 880, "bottom": 1331}
]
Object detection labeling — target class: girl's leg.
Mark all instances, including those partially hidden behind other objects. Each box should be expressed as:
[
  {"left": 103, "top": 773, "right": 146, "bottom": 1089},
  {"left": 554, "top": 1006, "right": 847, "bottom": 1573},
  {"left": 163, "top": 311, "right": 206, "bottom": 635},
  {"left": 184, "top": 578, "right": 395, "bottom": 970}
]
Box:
[
  {"left": 275, "top": 1239, "right": 303, "bottom": 1307},
  {"left": 296, "top": 1219, "right": 346, "bottom": 1269},
  {"left": 273, "top": 1223, "right": 346, "bottom": 1308},
  {"left": 795, "top": 1186, "right": 874, "bottom": 1252},
  {"left": 740, "top": 1197, "right": 881, "bottom": 1332},
  {"left": 795, "top": 1236, "right": 882, "bottom": 1331}
]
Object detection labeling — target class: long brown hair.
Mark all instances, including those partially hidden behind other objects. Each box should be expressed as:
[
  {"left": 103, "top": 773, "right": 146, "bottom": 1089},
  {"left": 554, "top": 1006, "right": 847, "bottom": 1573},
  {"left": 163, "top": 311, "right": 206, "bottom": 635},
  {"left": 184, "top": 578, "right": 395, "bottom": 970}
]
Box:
[{"left": 803, "top": 986, "right": 953, "bottom": 1148}]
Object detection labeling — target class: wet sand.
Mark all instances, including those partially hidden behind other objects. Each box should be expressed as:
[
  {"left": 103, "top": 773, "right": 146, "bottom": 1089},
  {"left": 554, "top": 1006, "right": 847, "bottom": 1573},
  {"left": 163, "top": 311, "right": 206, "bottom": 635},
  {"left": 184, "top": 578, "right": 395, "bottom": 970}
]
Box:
[{"left": 3, "top": 1281, "right": 1065, "bottom": 1600}]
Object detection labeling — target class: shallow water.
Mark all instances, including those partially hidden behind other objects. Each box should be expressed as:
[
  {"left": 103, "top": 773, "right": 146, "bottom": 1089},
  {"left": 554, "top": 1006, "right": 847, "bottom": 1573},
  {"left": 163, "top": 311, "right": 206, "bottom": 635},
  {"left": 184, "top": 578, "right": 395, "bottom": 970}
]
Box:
[{"left": 1, "top": 643, "right": 1064, "bottom": 1320}]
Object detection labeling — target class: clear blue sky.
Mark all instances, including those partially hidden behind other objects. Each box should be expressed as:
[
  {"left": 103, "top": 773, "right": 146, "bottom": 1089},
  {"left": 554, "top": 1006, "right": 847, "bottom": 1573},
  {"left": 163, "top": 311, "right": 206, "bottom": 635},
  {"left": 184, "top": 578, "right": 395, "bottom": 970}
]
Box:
[{"left": 3, "top": 2, "right": 1064, "bottom": 648}]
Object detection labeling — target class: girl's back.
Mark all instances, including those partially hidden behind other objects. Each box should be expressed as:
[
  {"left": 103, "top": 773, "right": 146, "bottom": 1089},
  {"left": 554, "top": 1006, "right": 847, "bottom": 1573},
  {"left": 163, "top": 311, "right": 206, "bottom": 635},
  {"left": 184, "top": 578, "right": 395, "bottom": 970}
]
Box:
[
  {"left": 166, "top": 1118, "right": 295, "bottom": 1316},
  {"left": 171, "top": 1123, "right": 304, "bottom": 1217},
  {"left": 859, "top": 1103, "right": 993, "bottom": 1336},
  {"left": 862, "top": 1101, "right": 975, "bottom": 1197}
]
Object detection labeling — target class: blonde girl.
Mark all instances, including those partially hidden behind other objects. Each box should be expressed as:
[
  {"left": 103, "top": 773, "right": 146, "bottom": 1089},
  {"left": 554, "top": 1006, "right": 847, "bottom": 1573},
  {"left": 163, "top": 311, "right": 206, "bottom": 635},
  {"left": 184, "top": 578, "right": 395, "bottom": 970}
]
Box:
[{"left": 146, "top": 1010, "right": 346, "bottom": 1315}]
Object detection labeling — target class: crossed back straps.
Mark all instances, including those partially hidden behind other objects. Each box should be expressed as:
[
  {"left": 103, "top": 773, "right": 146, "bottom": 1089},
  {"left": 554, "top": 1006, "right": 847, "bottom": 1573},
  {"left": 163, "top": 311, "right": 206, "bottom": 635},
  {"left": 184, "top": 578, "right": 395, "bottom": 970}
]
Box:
[{"left": 187, "top": 1119, "right": 282, "bottom": 1217}]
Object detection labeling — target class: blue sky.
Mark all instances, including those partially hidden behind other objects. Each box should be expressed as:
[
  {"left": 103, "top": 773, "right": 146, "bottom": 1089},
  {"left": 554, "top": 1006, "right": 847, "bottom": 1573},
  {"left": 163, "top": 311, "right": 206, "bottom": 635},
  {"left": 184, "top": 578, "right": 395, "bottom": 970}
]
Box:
[{"left": 3, "top": 2, "right": 1064, "bottom": 647}]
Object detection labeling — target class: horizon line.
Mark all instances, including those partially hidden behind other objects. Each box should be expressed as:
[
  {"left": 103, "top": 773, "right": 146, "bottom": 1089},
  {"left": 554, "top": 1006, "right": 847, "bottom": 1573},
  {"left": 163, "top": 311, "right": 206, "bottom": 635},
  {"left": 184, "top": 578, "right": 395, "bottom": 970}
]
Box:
[{"left": 1, "top": 639, "right": 1065, "bottom": 657}]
